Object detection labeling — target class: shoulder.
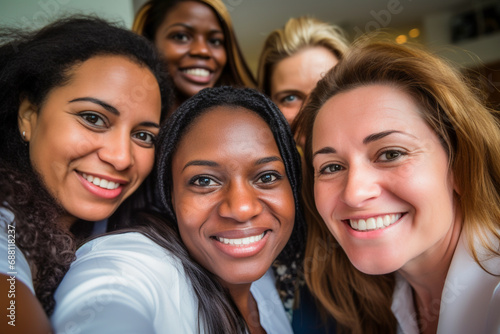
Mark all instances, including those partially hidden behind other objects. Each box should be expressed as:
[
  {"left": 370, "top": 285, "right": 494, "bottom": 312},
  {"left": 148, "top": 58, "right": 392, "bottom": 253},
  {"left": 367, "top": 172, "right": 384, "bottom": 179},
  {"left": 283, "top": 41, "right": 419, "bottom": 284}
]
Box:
[
  {"left": 52, "top": 232, "right": 200, "bottom": 333},
  {"left": 66, "top": 232, "right": 187, "bottom": 287},
  {"left": 0, "top": 207, "right": 34, "bottom": 294},
  {"left": 251, "top": 269, "right": 294, "bottom": 334}
]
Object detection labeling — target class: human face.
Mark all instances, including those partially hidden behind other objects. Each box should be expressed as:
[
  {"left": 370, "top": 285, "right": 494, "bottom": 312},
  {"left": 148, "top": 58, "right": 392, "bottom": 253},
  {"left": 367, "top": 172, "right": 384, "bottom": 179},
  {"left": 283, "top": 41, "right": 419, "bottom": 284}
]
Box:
[
  {"left": 21, "top": 55, "right": 161, "bottom": 228},
  {"left": 171, "top": 107, "right": 295, "bottom": 287},
  {"left": 271, "top": 47, "right": 337, "bottom": 124},
  {"left": 312, "top": 84, "right": 459, "bottom": 275},
  {"left": 154, "top": 1, "right": 227, "bottom": 99}
]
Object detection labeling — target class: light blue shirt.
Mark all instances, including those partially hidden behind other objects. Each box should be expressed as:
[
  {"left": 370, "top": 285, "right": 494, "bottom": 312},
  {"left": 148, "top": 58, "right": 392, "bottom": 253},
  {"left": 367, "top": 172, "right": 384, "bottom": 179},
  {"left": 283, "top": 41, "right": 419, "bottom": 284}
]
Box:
[
  {"left": 52, "top": 232, "right": 293, "bottom": 334},
  {"left": 0, "top": 207, "right": 34, "bottom": 294}
]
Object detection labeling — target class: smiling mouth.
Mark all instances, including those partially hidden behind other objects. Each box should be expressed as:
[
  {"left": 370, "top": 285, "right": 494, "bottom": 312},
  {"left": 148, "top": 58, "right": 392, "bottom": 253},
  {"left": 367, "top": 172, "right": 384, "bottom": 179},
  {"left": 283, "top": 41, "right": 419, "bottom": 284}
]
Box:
[
  {"left": 347, "top": 213, "right": 403, "bottom": 232},
  {"left": 182, "top": 68, "right": 211, "bottom": 78},
  {"left": 81, "top": 173, "right": 120, "bottom": 190},
  {"left": 214, "top": 232, "right": 266, "bottom": 247}
]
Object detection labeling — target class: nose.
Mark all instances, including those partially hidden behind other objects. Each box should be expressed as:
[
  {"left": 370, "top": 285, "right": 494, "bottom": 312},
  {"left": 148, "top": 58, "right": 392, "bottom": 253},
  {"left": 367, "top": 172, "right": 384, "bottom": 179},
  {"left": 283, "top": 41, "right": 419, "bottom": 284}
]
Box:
[
  {"left": 340, "top": 163, "right": 381, "bottom": 208},
  {"left": 98, "top": 133, "right": 134, "bottom": 171},
  {"left": 189, "top": 36, "right": 211, "bottom": 58},
  {"left": 218, "top": 180, "right": 263, "bottom": 222}
]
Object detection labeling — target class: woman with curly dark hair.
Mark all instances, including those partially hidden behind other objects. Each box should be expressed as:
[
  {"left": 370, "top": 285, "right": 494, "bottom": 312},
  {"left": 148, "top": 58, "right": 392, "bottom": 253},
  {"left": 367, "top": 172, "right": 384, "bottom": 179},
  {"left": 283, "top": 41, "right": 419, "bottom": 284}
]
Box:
[
  {"left": 52, "top": 86, "right": 306, "bottom": 334},
  {"left": 0, "top": 16, "right": 171, "bottom": 333}
]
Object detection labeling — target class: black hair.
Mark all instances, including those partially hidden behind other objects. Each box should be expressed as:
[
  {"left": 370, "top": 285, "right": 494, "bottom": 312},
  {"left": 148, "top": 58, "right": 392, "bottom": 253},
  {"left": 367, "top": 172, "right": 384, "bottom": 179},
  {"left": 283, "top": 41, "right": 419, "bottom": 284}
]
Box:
[
  {"left": 0, "top": 15, "right": 171, "bottom": 315},
  {"left": 135, "top": 86, "right": 306, "bottom": 333}
]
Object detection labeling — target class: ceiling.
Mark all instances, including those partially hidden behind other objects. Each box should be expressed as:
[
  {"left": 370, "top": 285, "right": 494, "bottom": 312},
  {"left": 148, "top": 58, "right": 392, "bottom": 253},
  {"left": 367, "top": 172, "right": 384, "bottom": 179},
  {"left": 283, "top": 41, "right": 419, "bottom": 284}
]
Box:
[{"left": 134, "top": 0, "right": 484, "bottom": 71}]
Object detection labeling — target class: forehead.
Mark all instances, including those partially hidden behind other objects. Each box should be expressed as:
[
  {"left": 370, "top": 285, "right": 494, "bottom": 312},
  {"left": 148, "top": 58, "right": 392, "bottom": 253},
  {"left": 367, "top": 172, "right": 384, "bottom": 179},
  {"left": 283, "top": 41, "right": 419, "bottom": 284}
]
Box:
[
  {"left": 176, "top": 106, "right": 279, "bottom": 157},
  {"left": 313, "top": 85, "right": 426, "bottom": 143},
  {"left": 271, "top": 47, "right": 338, "bottom": 92},
  {"left": 162, "top": 1, "right": 221, "bottom": 27}
]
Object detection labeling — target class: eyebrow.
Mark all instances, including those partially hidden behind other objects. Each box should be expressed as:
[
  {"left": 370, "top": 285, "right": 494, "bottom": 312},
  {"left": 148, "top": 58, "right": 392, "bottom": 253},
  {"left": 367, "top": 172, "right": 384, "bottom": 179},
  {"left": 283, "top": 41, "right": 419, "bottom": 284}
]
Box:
[
  {"left": 255, "top": 156, "right": 283, "bottom": 165},
  {"left": 183, "top": 160, "right": 219, "bottom": 171},
  {"left": 166, "top": 23, "right": 223, "bottom": 34},
  {"left": 362, "top": 130, "right": 415, "bottom": 144},
  {"left": 69, "top": 97, "right": 160, "bottom": 128},
  {"left": 69, "top": 97, "right": 119, "bottom": 115},
  {"left": 313, "top": 130, "right": 416, "bottom": 158},
  {"left": 182, "top": 156, "right": 283, "bottom": 172}
]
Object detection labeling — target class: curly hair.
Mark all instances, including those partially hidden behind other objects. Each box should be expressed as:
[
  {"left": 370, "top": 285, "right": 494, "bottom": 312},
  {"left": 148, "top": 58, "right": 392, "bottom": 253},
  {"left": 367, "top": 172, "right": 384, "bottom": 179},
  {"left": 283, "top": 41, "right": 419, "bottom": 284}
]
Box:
[
  {"left": 0, "top": 15, "right": 171, "bottom": 315},
  {"left": 134, "top": 86, "right": 306, "bottom": 333}
]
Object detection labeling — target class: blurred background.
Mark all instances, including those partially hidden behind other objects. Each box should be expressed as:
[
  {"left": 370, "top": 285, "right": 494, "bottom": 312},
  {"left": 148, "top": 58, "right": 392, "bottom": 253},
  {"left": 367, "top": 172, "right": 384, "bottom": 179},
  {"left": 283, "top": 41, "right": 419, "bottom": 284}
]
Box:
[{"left": 1, "top": 0, "right": 499, "bottom": 106}]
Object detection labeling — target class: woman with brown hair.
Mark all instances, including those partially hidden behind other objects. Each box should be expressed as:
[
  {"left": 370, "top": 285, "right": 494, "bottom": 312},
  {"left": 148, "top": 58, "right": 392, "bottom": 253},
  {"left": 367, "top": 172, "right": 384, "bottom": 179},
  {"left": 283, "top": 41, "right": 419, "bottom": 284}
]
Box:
[
  {"left": 296, "top": 39, "right": 500, "bottom": 334},
  {"left": 133, "top": 0, "right": 256, "bottom": 111}
]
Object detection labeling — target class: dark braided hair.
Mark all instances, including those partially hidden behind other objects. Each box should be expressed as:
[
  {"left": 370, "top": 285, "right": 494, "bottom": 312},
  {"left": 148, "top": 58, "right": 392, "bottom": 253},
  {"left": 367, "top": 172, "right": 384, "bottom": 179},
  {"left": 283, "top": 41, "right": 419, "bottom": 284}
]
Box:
[
  {"left": 135, "top": 86, "right": 306, "bottom": 333},
  {"left": 0, "top": 15, "right": 171, "bottom": 315}
]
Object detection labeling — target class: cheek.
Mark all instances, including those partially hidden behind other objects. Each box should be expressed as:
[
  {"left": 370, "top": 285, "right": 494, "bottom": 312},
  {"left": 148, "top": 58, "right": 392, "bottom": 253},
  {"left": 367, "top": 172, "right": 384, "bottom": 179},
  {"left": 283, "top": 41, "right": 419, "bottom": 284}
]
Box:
[
  {"left": 214, "top": 48, "right": 227, "bottom": 68},
  {"left": 138, "top": 149, "right": 155, "bottom": 174}
]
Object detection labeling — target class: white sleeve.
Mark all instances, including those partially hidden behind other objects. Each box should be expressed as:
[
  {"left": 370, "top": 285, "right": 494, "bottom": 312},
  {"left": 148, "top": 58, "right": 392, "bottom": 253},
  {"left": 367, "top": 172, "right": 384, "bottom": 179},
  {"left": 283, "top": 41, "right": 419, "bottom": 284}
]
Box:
[
  {"left": 0, "top": 208, "right": 35, "bottom": 294},
  {"left": 51, "top": 232, "right": 199, "bottom": 334}
]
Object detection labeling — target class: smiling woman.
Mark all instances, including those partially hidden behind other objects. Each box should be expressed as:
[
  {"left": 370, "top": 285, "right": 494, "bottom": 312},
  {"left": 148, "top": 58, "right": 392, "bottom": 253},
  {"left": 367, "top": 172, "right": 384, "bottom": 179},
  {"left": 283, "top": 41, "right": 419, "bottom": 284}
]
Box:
[
  {"left": 0, "top": 16, "right": 170, "bottom": 333},
  {"left": 133, "top": 0, "right": 256, "bottom": 111},
  {"left": 297, "top": 39, "right": 500, "bottom": 334},
  {"left": 51, "top": 87, "right": 306, "bottom": 334}
]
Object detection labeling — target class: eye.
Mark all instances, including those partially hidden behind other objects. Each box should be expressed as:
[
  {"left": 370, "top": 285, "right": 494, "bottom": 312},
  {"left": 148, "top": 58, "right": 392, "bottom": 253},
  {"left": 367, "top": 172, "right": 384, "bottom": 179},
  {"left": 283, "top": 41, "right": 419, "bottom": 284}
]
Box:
[
  {"left": 170, "top": 32, "right": 189, "bottom": 42},
  {"left": 256, "top": 172, "right": 281, "bottom": 184},
  {"left": 209, "top": 37, "right": 224, "bottom": 47},
  {"left": 191, "top": 176, "right": 219, "bottom": 187},
  {"left": 377, "top": 150, "right": 406, "bottom": 162},
  {"left": 319, "top": 163, "right": 344, "bottom": 174},
  {"left": 79, "top": 112, "right": 107, "bottom": 128},
  {"left": 132, "top": 131, "right": 156, "bottom": 148},
  {"left": 281, "top": 95, "right": 298, "bottom": 104}
]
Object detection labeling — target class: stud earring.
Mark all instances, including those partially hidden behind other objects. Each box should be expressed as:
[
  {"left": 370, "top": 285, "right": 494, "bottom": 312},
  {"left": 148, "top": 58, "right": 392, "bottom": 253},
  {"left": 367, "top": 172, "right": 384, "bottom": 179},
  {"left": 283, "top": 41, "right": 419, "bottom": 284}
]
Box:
[{"left": 22, "top": 131, "right": 26, "bottom": 140}]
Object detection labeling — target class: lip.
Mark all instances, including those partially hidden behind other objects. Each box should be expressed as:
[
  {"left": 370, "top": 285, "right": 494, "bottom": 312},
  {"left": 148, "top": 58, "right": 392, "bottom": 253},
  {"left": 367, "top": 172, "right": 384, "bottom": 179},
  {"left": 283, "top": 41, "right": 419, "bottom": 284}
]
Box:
[
  {"left": 179, "top": 66, "right": 214, "bottom": 85},
  {"left": 211, "top": 228, "right": 271, "bottom": 259},
  {"left": 76, "top": 171, "right": 126, "bottom": 199}
]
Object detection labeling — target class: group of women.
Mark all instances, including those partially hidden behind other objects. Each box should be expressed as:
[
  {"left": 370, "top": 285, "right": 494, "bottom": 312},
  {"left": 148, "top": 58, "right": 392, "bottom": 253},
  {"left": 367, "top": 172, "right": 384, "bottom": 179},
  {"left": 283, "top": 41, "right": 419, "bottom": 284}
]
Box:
[{"left": 0, "top": 0, "right": 498, "bottom": 333}]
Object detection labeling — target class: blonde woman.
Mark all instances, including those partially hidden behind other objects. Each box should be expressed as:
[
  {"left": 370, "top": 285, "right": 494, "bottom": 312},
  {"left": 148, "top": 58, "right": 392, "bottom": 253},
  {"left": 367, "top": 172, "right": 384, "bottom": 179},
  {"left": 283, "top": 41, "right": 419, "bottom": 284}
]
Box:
[
  {"left": 257, "top": 16, "right": 349, "bottom": 124},
  {"left": 297, "top": 40, "right": 500, "bottom": 334}
]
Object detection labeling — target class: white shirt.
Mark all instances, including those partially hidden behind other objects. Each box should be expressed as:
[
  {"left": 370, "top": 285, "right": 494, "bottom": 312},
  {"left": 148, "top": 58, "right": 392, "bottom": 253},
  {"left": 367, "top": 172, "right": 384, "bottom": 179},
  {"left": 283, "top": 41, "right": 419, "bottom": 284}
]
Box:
[
  {"left": 51, "top": 232, "right": 293, "bottom": 334},
  {"left": 0, "top": 207, "right": 35, "bottom": 294},
  {"left": 392, "top": 231, "right": 500, "bottom": 334}
]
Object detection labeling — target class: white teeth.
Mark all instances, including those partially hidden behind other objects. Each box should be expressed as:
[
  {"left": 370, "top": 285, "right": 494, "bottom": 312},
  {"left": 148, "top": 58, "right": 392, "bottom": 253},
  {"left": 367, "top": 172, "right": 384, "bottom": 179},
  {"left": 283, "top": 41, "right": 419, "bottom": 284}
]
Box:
[
  {"left": 217, "top": 232, "right": 265, "bottom": 247},
  {"left": 349, "top": 214, "right": 401, "bottom": 231},
  {"left": 183, "top": 68, "right": 210, "bottom": 77},
  {"left": 82, "top": 173, "right": 120, "bottom": 190}
]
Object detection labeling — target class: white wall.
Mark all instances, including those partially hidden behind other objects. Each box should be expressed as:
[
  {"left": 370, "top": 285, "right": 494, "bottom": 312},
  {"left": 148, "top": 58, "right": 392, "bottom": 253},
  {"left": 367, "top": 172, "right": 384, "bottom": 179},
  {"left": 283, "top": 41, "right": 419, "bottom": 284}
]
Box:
[{"left": 0, "top": 0, "right": 135, "bottom": 30}]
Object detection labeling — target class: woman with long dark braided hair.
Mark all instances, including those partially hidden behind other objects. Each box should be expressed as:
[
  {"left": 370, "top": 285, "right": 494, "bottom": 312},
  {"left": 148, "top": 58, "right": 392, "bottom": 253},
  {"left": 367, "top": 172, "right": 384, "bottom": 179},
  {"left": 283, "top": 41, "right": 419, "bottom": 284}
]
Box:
[{"left": 52, "top": 86, "right": 306, "bottom": 334}]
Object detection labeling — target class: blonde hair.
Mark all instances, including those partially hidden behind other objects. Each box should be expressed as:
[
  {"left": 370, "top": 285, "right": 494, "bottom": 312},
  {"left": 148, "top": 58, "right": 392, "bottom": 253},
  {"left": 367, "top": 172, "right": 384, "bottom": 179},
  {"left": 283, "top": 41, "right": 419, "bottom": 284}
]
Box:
[
  {"left": 132, "top": 0, "right": 255, "bottom": 89},
  {"left": 295, "top": 39, "right": 500, "bottom": 333},
  {"left": 257, "top": 16, "right": 349, "bottom": 96}
]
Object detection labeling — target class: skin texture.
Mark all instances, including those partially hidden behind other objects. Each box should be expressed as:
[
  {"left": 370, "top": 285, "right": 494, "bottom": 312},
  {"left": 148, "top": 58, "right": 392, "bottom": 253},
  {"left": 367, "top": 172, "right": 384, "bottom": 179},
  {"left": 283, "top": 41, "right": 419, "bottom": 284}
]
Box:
[
  {"left": 312, "top": 84, "right": 461, "bottom": 279},
  {"left": 271, "top": 46, "right": 338, "bottom": 124},
  {"left": 154, "top": 1, "right": 227, "bottom": 100},
  {"left": 18, "top": 55, "right": 162, "bottom": 230},
  {"left": 171, "top": 107, "right": 295, "bottom": 333},
  {"left": 171, "top": 107, "right": 295, "bottom": 287}
]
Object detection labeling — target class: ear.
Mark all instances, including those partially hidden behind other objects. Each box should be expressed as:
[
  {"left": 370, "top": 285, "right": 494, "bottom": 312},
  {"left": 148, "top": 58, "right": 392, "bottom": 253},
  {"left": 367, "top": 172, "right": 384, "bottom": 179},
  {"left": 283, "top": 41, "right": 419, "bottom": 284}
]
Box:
[{"left": 18, "top": 98, "right": 38, "bottom": 142}]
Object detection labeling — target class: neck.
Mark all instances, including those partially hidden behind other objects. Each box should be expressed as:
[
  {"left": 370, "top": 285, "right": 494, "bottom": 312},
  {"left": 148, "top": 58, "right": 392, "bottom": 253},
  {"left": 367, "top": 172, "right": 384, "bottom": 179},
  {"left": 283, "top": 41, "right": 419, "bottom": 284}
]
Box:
[
  {"left": 226, "top": 283, "right": 266, "bottom": 334},
  {"left": 399, "top": 213, "right": 462, "bottom": 334}
]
